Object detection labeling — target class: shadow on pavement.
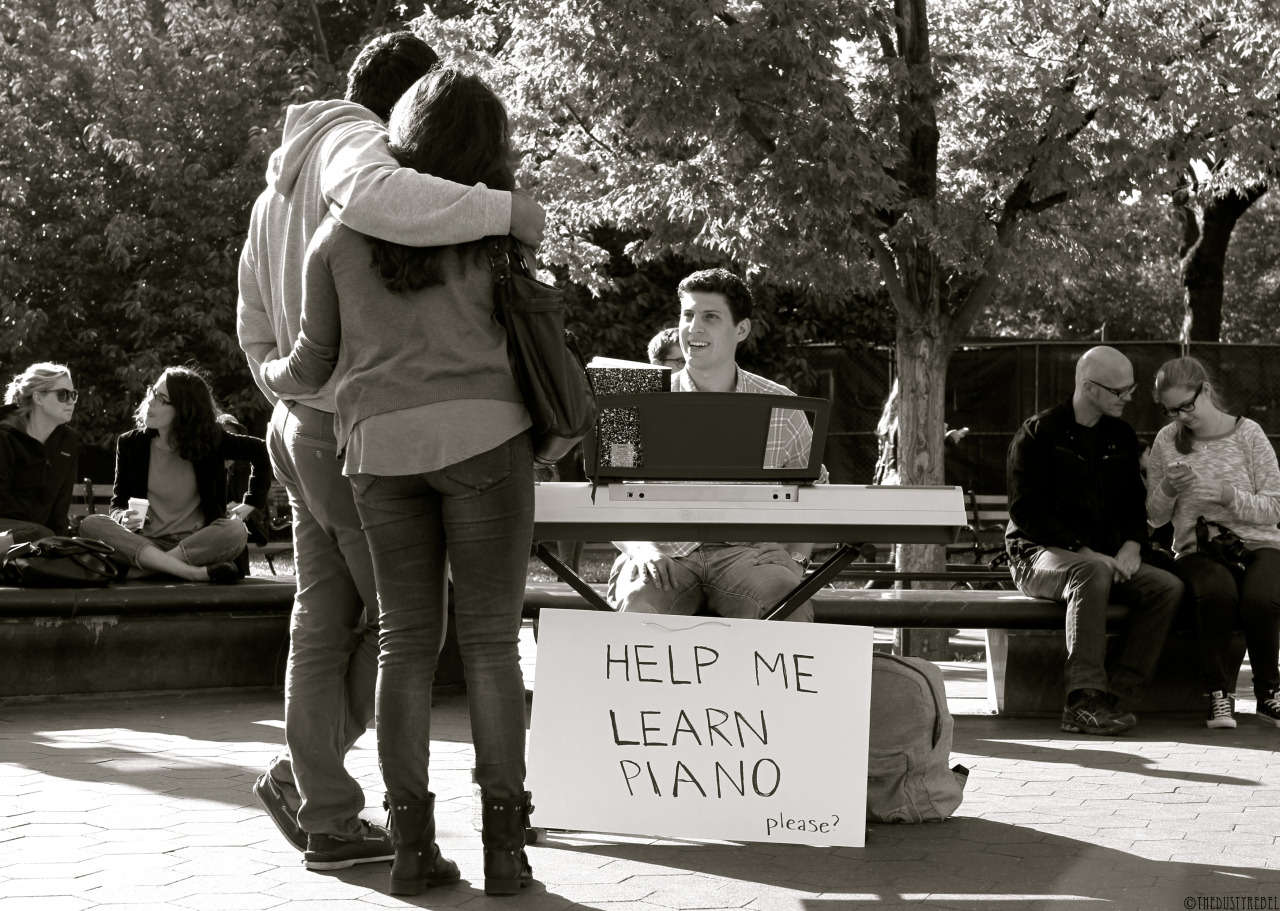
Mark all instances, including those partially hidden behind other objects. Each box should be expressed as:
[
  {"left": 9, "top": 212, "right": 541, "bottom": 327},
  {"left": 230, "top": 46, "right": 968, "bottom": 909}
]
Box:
[{"left": 537, "top": 817, "right": 1280, "bottom": 906}]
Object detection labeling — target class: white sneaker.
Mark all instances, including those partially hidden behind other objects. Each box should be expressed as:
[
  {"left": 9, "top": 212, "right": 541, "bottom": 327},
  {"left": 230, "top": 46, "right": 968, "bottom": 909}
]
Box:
[{"left": 1206, "top": 690, "right": 1237, "bottom": 729}]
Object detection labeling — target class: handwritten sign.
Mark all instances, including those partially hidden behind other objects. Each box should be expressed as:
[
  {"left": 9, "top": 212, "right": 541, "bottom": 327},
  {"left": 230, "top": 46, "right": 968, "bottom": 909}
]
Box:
[{"left": 527, "top": 610, "right": 873, "bottom": 848}]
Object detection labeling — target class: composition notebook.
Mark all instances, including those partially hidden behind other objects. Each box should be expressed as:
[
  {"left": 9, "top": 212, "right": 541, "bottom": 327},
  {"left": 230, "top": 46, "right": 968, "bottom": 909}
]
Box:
[{"left": 582, "top": 391, "right": 830, "bottom": 482}]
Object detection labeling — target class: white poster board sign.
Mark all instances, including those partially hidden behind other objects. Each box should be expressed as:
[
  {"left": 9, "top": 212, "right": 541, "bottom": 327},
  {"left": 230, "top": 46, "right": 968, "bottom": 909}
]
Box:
[{"left": 527, "top": 609, "right": 873, "bottom": 848}]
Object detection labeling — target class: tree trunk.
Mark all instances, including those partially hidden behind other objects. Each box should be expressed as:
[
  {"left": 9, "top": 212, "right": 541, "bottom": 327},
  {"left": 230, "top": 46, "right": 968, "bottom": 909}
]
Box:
[
  {"left": 891, "top": 297, "right": 952, "bottom": 660},
  {"left": 1178, "top": 184, "right": 1267, "bottom": 343}
]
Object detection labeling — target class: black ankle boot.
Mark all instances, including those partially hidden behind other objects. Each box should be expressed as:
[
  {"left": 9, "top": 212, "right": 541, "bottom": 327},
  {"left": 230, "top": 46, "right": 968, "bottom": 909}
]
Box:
[
  {"left": 384, "top": 793, "right": 460, "bottom": 895},
  {"left": 481, "top": 791, "right": 534, "bottom": 895}
]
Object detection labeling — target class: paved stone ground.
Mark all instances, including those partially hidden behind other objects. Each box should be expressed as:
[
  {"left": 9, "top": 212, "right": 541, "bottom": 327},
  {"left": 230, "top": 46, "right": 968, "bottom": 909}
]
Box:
[{"left": 2, "top": 625, "right": 1279, "bottom": 910}]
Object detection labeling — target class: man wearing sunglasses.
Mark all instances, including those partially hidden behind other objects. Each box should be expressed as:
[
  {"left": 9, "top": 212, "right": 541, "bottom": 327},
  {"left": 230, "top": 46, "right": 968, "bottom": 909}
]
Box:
[{"left": 1005, "top": 346, "right": 1182, "bottom": 735}]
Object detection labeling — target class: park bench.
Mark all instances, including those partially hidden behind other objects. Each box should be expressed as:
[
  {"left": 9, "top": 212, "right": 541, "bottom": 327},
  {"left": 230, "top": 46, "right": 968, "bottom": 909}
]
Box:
[
  {"left": 0, "top": 576, "right": 296, "bottom": 698},
  {"left": 520, "top": 580, "right": 1240, "bottom": 717}
]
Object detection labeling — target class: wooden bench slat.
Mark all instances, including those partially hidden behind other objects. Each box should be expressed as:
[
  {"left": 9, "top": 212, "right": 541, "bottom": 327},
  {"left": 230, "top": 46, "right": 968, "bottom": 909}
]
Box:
[{"left": 518, "top": 581, "right": 1128, "bottom": 630}]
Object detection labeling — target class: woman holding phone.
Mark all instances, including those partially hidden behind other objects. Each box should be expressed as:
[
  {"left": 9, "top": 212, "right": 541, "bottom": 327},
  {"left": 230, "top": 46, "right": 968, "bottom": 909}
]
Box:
[{"left": 1146, "top": 356, "right": 1280, "bottom": 730}]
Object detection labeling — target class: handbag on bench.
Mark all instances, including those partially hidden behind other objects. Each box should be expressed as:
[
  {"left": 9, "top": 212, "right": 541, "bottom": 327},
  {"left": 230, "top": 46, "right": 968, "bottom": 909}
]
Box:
[{"left": 1, "top": 536, "right": 125, "bottom": 587}]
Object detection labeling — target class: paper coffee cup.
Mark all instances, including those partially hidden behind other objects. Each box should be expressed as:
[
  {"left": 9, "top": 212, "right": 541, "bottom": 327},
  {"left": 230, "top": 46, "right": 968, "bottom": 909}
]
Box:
[{"left": 128, "top": 497, "right": 150, "bottom": 521}]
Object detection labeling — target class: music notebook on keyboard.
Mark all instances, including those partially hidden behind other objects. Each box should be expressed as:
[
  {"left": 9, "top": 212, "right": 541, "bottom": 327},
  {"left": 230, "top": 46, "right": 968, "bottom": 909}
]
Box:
[{"left": 583, "top": 391, "right": 831, "bottom": 483}]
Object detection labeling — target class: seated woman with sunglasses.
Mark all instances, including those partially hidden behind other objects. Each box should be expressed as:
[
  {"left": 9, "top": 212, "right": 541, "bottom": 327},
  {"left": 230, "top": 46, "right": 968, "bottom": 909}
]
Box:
[
  {"left": 0, "top": 362, "right": 81, "bottom": 549},
  {"left": 80, "top": 367, "right": 272, "bottom": 583},
  {"left": 1146, "top": 356, "right": 1280, "bottom": 730}
]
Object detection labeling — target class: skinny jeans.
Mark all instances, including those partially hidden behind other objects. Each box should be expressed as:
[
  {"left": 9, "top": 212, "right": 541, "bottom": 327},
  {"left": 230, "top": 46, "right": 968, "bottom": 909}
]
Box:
[
  {"left": 1172, "top": 548, "right": 1280, "bottom": 700},
  {"left": 351, "top": 431, "right": 534, "bottom": 803}
]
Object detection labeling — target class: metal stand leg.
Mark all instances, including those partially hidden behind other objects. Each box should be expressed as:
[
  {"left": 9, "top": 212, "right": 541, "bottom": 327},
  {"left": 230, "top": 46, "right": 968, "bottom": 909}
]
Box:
[
  {"left": 762, "top": 544, "right": 861, "bottom": 621},
  {"left": 534, "top": 542, "right": 614, "bottom": 612}
]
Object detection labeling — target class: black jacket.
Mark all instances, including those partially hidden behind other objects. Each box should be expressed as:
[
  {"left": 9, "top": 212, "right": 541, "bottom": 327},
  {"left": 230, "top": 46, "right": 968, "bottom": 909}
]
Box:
[
  {"left": 109, "top": 428, "right": 272, "bottom": 524},
  {"left": 0, "top": 405, "right": 79, "bottom": 535},
  {"left": 1005, "top": 402, "right": 1148, "bottom": 562}
]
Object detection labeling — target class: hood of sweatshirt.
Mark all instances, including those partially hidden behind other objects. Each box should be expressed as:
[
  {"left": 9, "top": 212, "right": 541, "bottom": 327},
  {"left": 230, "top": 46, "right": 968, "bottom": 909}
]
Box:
[{"left": 266, "top": 100, "right": 384, "bottom": 198}]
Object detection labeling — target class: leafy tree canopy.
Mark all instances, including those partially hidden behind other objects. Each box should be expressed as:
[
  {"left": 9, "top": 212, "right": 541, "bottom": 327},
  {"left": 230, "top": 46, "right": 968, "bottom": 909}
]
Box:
[
  {"left": 413, "top": 0, "right": 1279, "bottom": 486},
  {"left": 0, "top": 0, "right": 301, "bottom": 445}
]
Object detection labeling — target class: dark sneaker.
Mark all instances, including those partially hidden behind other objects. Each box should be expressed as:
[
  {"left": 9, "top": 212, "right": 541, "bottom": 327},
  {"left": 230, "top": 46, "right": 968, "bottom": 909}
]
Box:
[
  {"left": 304, "top": 821, "right": 394, "bottom": 871},
  {"left": 1206, "top": 690, "right": 1237, "bottom": 729},
  {"left": 254, "top": 773, "right": 306, "bottom": 852},
  {"left": 207, "top": 561, "right": 244, "bottom": 584},
  {"left": 1061, "top": 689, "right": 1137, "bottom": 735},
  {"left": 1257, "top": 690, "right": 1280, "bottom": 729}
]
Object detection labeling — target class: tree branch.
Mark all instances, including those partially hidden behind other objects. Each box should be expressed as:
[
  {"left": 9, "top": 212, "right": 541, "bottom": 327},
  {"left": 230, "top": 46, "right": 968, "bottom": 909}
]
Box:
[
  {"left": 737, "top": 111, "right": 777, "bottom": 155},
  {"left": 368, "top": 0, "right": 391, "bottom": 31},
  {"left": 871, "top": 5, "right": 896, "bottom": 59},
  {"left": 855, "top": 217, "right": 916, "bottom": 320},
  {"left": 946, "top": 245, "right": 1009, "bottom": 346},
  {"left": 564, "top": 102, "right": 619, "bottom": 157},
  {"left": 304, "top": 0, "right": 329, "bottom": 66}
]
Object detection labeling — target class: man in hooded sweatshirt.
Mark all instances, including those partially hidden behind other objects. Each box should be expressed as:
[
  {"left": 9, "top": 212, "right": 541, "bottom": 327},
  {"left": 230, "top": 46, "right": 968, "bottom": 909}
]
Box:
[{"left": 237, "top": 31, "right": 546, "bottom": 872}]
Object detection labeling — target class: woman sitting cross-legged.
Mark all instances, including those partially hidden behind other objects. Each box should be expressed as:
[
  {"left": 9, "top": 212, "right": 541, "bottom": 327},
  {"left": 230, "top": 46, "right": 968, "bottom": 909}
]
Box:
[
  {"left": 80, "top": 366, "right": 272, "bottom": 583},
  {"left": 0, "top": 362, "right": 81, "bottom": 549},
  {"left": 1146, "top": 356, "right": 1280, "bottom": 730}
]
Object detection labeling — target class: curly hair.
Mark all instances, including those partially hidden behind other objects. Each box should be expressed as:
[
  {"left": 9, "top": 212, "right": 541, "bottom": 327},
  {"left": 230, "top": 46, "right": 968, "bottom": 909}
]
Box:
[
  {"left": 4, "top": 362, "right": 72, "bottom": 420},
  {"left": 133, "top": 366, "right": 222, "bottom": 463},
  {"left": 368, "top": 67, "right": 515, "bottom": 293},
  {"left": 676, "top": 269, "right": 753, "bottom": 324}
]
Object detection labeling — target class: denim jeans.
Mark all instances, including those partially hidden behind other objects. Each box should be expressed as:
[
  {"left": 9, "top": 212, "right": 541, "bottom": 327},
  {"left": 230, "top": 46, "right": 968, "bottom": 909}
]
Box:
[
  {"left": 265, "top": 400, "right": 380, "bottom": 837},
  {"left": 351, "top": 431, "right": 534, "bottom": 803},
  {"left": 1173, "top": 547, "right": 1280, "bottom": 699},
  {"left": 79, "top": 514, "right": 246, "bottom": 570},
  {"left": 1012, "top": 546, "right": 1182, "bottom": 703},
  {"left": 609, "top": 543, "right": 814, "bottom": 622}
]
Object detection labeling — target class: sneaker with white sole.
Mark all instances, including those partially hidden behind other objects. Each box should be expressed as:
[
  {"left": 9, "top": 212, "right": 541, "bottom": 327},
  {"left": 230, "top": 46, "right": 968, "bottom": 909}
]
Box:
[
  {"left": 303, "top": 821, "right": 394, "bottom": 871},
  {"left": 1257, "top": 690, "right": 1280, "bottom": 729},
  {"left": 1060, "top": 689, "right": 1137, "bottom": 735},
  {"left": 1205, "top": 690, "right": 1237, "bottom": 729}
]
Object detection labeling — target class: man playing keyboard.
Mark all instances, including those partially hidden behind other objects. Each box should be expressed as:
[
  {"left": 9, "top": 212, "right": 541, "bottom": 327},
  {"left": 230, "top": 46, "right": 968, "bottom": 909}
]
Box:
[{"left": 608, "top": 269, "right": 827, "bottom": 622}]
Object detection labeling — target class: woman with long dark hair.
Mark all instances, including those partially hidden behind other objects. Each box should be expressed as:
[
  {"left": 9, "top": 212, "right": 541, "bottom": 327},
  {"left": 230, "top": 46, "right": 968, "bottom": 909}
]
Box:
[
  {"left": 263, "top": 67, "right": 535, "bottom": 896},
  {"left": 0, "top": 362, "right": 80, "bottom": 547},
  {"left": 80, "top": 366, "right": 271, "bottom": 582},
  {"left": 1146, "top": 356, "right": 1280, "bottom": 730}
]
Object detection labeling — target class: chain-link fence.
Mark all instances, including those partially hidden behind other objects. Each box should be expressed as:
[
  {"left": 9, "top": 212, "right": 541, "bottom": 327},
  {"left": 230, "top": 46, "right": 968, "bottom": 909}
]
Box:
[{"left": 803, "top": 341, "right": 1280, "bottom": 494}]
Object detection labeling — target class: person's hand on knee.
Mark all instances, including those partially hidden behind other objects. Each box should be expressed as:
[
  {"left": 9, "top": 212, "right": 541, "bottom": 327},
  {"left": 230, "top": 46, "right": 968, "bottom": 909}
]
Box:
[
  {"left": 1113, "top": 541, "right": 1142, "bottom": 580},
  {"left": 1078, "top": 546, "right": 1128, "bottom": 583},
  {"left": 752, "top": 543, "right": 805, "bottom": 578},
  {"left": 626, "top": 548, "right": 676, "bottom": 591}
]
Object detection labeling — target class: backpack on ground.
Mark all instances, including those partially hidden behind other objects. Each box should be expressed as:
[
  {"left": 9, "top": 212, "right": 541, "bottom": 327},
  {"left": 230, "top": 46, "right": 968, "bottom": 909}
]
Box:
[{"left": 867, "top": 653, "right": 969, "bottom": 823}]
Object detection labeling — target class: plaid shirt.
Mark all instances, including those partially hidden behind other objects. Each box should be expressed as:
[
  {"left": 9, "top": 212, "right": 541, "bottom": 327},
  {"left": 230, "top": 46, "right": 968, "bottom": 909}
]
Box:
[{"left": 616, "top": 367, "right": 829, "bottom": 559}]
